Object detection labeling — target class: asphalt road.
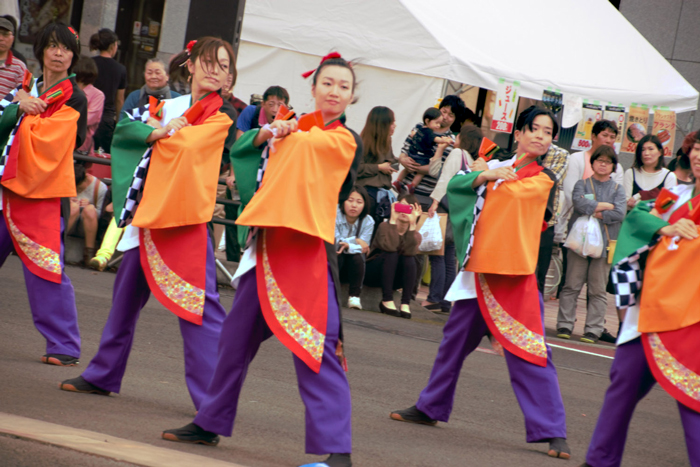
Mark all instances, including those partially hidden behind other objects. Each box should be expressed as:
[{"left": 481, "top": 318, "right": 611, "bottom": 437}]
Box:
[{"left": 0, "top": 255, "right": 689, "bottom": 467}]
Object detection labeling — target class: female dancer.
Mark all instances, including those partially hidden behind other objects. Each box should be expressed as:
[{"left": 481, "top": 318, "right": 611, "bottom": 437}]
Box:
[
  {"left": 162, "top": 53, "right": 362, "bottom": 467},
  {"left": 59, "top": 37, "right": 237, "bottom": 410},
  {"left": 0, "top": 22, "right": 86, "bottom": 366},
  {"left": 580, "top": 134, "right": 700, "bottom": 467},
  {"left": 390, "top": 106, "right": 571, "bottom": 459}
]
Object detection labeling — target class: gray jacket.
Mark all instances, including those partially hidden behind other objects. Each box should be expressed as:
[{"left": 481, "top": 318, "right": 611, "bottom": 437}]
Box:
[{"left": 570, "top": 177, "right": 626, "bottom": 252}]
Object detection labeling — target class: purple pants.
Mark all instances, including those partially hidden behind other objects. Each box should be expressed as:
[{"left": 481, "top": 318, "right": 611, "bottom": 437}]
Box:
[
  {"left": 416, "top": 297, "right": 567, "bottom": 442},
  {"left": 0, "top": 215, "right": 80, "bottom": 358},
  {"left": 194, "top": 267, "right": 352, "bottom": 455},
  {"left": 586, "top": 337, "right": 700, "bottom": 467},
  {"left": 81, "top": 238, "right": 225, "bottom": 409}
]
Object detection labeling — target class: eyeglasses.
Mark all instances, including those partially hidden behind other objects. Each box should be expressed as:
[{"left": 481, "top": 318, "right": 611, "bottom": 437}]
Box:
[{"left": 594, "top": 159, "right": 613, "bottom": 165}]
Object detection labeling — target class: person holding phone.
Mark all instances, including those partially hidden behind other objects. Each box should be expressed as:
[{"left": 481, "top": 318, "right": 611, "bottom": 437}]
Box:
[
  {"left": 390, "top": 106, "right": 571, "bottom": 460},
  {"left": 364, "top": 193, "right": 422, "bottom": 319},
  {"left": 60, "top": 37, "right": 237, "bottom": 413},
  {"left": 162, "top": 52, "right": 361, "bottom": 467}
]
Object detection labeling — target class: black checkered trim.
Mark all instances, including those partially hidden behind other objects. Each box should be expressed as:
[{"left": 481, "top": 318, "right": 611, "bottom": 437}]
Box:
[
  {"left": 610, "top": 238, "right": 660, "bottom": 310},
  {"left": 116, "top": 148, "right": 152, "bottom": 228},
  {"left": 0, "top": 87, "right": 22, "bottom": 176}
]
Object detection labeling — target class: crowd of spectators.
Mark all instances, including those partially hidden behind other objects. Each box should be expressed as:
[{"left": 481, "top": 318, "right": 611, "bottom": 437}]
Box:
[{"left": 1, "top": 18, "right": 691, "bottom": 339}]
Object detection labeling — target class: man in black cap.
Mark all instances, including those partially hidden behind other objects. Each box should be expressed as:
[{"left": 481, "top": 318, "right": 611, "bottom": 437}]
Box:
[{"left": 0, "top": 16, "right": 27, "bottom": 97}]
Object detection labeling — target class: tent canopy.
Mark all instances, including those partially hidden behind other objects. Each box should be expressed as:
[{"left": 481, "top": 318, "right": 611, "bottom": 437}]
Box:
[{"left": 240, "top": 0, "right": 698, "bottom": 113}]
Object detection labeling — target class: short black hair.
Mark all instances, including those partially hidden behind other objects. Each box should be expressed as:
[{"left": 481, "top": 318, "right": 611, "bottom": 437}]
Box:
[
  {"left": 590, "top": 145, "right": 618, "bottom": 168},
  {"left": 340, "top": 186, "right": 370, "bottom": 221},
  {"left": 263, "top": 85, "right": 289, "bottom": 105},
  {"left": 73, "top": 55, "right": 98, "bottom": 85},
  {"left": 633, "top": 134, "right": 665, "bottom": 170},
  {"left": 74, "top": 162, "right": 87, "bottom": 186},
  {"left": 397, "top": 192, "right": 417, "bottom": 205},
  {"left": 422, "top": 107, "right": 441, "bottom": 124},
  {"left": 515, "top": 105, "right": 559, "bottom": 138},
  {"left": 439, "top": 95, "right": 468, "bottom": 132},
  {"left": 33, "top": 22, "right": 81, "bottom": 73},
  {"left": 592, "top": 119, "right": 618, "bottom": 137}
]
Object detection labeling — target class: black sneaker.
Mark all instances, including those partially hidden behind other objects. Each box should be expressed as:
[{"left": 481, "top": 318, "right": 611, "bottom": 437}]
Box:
[
  {"left": 60, "top": 376, "right": 110, "bottom": 396},
  {"left": 556, "top": 328, "right": 571, "bottom": 339},
  {"left": 599, "top": 328, "right": 617, "bottom": 344},
  {"left": 580, "top": 332, "right": 600, "bottom": 344},
  {"left": 299, "top": 453, "right": 352, "bottom": 467},
  {"left": 389, "top": 405, "right": 437, "bottom": 426},
  {"left": 162, "top": 423, "right": 220, "bottom": 446},
  {"left": 547, "top": 437, "right": 571, "bottom": 459},
  {"left": 42, "top": 354, "right": 79, "bottom": 366}
]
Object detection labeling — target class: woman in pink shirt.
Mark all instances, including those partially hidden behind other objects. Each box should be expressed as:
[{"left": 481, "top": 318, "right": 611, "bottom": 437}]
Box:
[{"left": 73, "top": 56, "right": 104, "bottom": 155}]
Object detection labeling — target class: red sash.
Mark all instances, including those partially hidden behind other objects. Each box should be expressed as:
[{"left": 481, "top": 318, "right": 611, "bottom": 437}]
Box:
[
  {"left": 476, "top": 273, "right": 547, "bottom": 367},
  {"left": 256, "top": 228, "right": 328, "bottom": 373},
  {"left": 139, "top": 225, "right": 207, "bottom": 324},
  {"left": 2, "top": 190, "right": 62, "bottom": 283}
]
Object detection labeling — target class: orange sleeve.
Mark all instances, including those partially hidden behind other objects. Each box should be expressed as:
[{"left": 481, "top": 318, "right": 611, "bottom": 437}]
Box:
[{"left": 2, "top": 105, "right": 80, "bottom": 198}]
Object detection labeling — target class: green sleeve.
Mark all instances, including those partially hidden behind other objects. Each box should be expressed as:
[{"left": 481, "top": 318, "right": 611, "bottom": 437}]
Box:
[
  {"left": 0, "top": 105, "right": 20, "bottom": 152},
  {"left": 446, "top": 171, "right": 482, "bottom": 265},
  {"left": 613, "top": 200, "right": 669, "bottom": 263},
  {"left": 110, "top": 119, "right": 155, "bottom": 218},
  {"left": 230, "top": 129, "right": 263, "bottom": 207}
]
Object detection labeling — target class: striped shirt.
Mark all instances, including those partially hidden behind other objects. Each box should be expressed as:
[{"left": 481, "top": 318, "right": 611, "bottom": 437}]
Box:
[{"left": 0, "top": 51, "right": 26, "bottom": 98}]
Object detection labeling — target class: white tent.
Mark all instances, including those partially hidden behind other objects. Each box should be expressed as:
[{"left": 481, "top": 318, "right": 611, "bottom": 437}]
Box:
[{"left": 235, "top": 0, "right": 698, "bottom": 152}]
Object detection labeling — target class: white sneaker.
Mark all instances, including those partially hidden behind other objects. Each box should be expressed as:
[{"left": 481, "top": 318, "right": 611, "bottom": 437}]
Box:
[{"left": 348, "top": 296, "right": 362, "bottom": 309}]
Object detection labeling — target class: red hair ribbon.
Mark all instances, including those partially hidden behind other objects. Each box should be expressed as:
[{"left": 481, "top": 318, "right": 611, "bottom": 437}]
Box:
[
  {"left": 186, "top": 40, "right": 197, "bottom": 55},
  {"left": 68, "top": 26, "right": 79, "bottom": 43},
  {"left": 301, "top": 52, "right": 342, "bottom": 79}
]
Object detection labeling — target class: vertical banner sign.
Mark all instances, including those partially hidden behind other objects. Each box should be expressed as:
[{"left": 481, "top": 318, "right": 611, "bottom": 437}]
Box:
[
  {"left": 490, "top": 79, "right": 520, "bottom": 133},
  {"left": 571, "top": 101, "right": 603, "bottom": 151},
  {"left": 603, "top": 105, "right": 626, "bottom": 154},
  {"left": 621, "top": 104, "right": 650, "bottom": 154},
  {"left": 652, "top": 109, "right": 676, "bottom": 157}
]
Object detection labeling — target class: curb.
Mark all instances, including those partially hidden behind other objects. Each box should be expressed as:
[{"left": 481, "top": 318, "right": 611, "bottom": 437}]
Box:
[{"left": 0, "top": 412, "right": 248, "bottom": 467}]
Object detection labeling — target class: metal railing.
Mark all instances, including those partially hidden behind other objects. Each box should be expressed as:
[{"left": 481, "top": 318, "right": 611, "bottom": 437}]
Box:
[{"left": 75, "top": 153, "right": 240, "bottom": 281}]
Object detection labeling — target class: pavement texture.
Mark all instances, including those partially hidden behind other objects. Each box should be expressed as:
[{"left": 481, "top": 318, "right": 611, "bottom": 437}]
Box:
[{"left": 0, "top": 255, "right": 690, "bottom": 467}]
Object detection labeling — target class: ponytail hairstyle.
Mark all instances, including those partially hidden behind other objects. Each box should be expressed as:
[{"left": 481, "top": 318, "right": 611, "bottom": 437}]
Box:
[
  {"left": 89, "top": 28, "right": 118, "bottom": 52},
  {"left": 360, "top": 106, "right": 394, "bottom": 163},
  {"left": 306, "top": 52, "right": 357, "bottom": 94}
]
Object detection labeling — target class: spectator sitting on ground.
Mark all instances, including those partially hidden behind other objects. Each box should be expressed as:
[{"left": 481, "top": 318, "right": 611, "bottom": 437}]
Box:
[
  {"left": 168, "top": 50, "right": 190, "bottom": 95},
  {"left": 393, "top": 107, "right": 452, "bottom": 194},
  {"left": 69, "top": 163, "right": 109, "bottom": 266},
  {"left": 121, "top": 58, "right": 180, "bottom": 117},
  {"left": 0, "top": 15, "right": 27, "bottom": 97},
  {"left": 357, "top": 106, "right": 397, "bottom": 225},
  {"left": 556, "top": 145, "right": 626, "bottom": 344},
  {"left": 73, "top": 56, "right": 104, "bottom": 156},
  {"left": 236, "top": 85, "right": 290, "bottom": 138},
  {"left": 364, "top": 193, "right": 422, "bottom": 319},
  {"left": 623, "top": 134, "right": 677, "bottom": 209},
  {"left": 335, "top": 186, "right": 375, "bottom": 310}
]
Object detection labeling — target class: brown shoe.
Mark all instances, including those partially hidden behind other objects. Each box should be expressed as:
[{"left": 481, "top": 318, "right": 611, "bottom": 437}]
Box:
[{"left": 83, "top": 247, "right": 96, "bottom": 267}]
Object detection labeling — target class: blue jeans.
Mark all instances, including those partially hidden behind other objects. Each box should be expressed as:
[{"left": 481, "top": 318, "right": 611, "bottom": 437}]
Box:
[{"left": 427, "top": 242, "right": 456, "bottom": 309}]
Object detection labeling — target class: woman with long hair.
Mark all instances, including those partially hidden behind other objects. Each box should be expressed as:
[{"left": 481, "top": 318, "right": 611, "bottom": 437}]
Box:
[
  {"left": 162, "top": 53, "right": 361, "bottom": 467},
  {"left": 60, "top": 37, "right": 238, "bottom": 412},
  {"left": 357, "top": 105, "right": 397, "bottom": 222},
  {"left": 89, "top": 28, "right": 126, "bottom": 152},
  {"left": 0, "top": 22, "right": 86, "bottom": 366}
]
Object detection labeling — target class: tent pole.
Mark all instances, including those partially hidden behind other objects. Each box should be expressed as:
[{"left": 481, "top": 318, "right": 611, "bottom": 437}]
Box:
[{"left": 686, "top": 111, "right": 696, "bottom": 133}]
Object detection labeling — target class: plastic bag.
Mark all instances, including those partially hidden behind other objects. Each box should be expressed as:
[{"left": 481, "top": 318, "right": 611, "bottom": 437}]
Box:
[
  {"left": 418, "top": 215, "right": 443, "bottom": 252},
  {"left": 564, "top": 215, "right": 603, "bottom": 258}
]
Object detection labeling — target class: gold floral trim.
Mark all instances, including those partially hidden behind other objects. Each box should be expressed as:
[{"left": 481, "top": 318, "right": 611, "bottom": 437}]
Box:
[
  {"left": 5, "top": 203, "right": 61, "bottom": 275},
  {"left": 479, "top": 274, "right": 547, "bottom": 359},
  {"left": 261, "top": 230, "right": 325, "bottom": 363},
  {"left": 647, "top": 332, "right": 700, "bottom": 403},
  {"left": 143, "top": 229, "right": 204, "bottom": 316}
]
